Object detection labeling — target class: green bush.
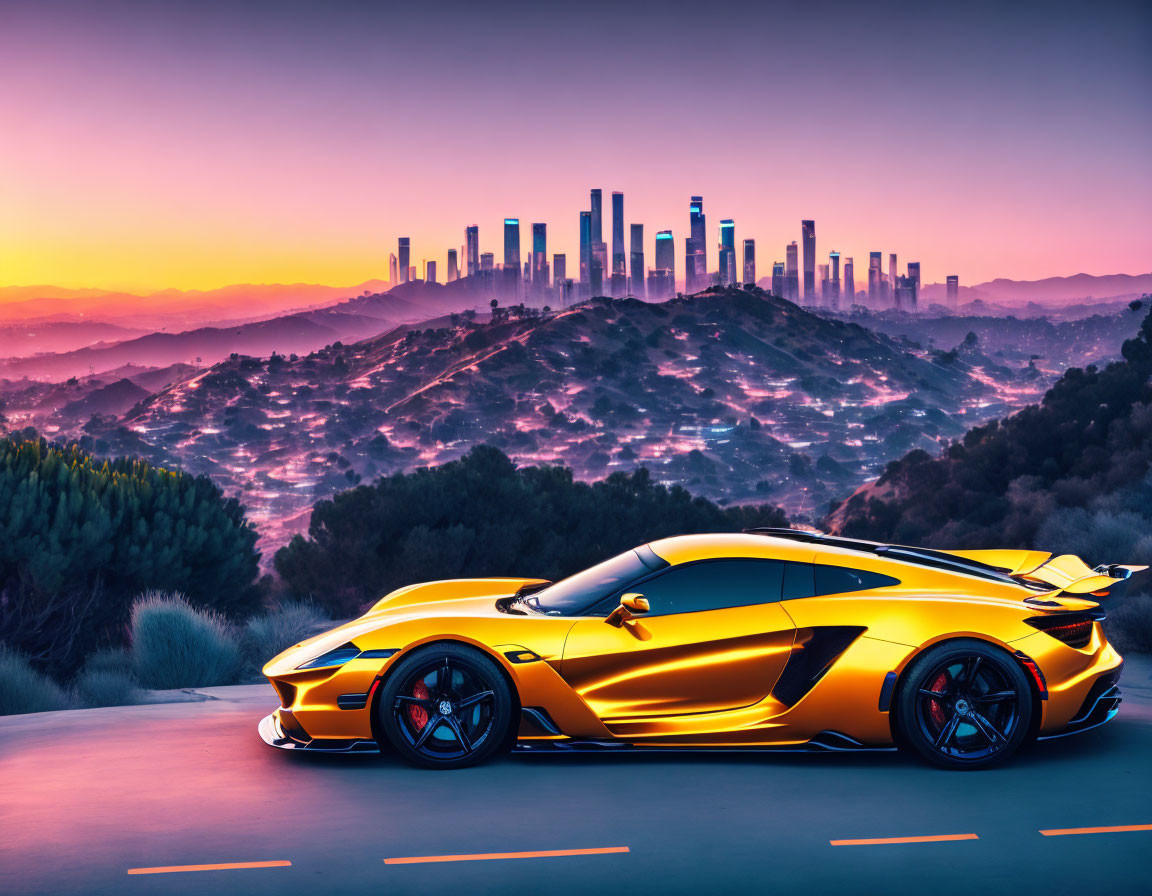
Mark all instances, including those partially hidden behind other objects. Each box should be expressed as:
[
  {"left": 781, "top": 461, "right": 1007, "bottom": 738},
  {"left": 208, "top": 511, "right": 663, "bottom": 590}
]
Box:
[
  {"left": 276, "top": 445, "right": 788, "bottom": 615},
  {"left": 242, "top": 603, "right": 329, "bottom": 675},
  {"left": 1106, "top": 594, "right": 1152, "bottom": 654},
  {"left": 0, "top": 434, "right": 262, "bottom": 676},
  {"left": 0, "top": 644, "right": 70, "bottom": 715},
  {"left": 131, "top": 592, "right": 241, "bottom": 689},
  {"left": 73, "top": 648, "right": 139, "bottom": 707}
]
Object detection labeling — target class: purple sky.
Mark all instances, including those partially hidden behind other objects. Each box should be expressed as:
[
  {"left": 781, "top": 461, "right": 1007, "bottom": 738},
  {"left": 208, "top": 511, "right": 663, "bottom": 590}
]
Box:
[{"left": 1, "top": 0, "right": 1149, "bottom": 291}]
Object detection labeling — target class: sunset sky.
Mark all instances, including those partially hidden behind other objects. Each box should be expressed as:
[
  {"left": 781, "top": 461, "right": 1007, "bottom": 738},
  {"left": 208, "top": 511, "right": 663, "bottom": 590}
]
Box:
[{"left": 1, "top": 0, "right": 1149, "bottom": 293}]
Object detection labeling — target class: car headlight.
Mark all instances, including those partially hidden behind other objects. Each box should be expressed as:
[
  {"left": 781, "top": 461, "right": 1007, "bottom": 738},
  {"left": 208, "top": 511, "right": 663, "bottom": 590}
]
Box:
[
  {"left": 293, "top": 642, "right": 398, "bottom": 670},
  {"left": 295, "top": 642, "right": 362, "bottom": 670}
]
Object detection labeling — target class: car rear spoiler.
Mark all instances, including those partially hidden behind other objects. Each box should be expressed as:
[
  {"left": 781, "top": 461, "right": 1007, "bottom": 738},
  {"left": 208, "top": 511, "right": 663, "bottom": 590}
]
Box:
[{"left": 943, "top": 549, "right": 1146, "bottom": 598}]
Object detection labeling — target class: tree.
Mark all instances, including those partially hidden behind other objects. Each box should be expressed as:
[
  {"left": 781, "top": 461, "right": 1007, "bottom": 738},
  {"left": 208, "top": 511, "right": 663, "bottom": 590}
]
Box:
[
  {"left": 0, "top": 434, "right": 262, "bottom": 674},
  {"left": 275, "top": 445, "right": 788, "bottom": 616}
]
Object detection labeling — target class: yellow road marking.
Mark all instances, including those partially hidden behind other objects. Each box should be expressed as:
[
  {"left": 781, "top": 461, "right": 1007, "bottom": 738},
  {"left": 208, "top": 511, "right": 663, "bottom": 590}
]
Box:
[
  {"left": 1041, "top": 824, "right": 1152, "bottom": 837},
  {"left": 831, "top": 834, "right": 978, "bottom": 846},
  {"left": 383, "top": 846, "right": 630, "bottom": 865},
  {"left": 127, "top": 860, "right": 292, "bottom": 875}
]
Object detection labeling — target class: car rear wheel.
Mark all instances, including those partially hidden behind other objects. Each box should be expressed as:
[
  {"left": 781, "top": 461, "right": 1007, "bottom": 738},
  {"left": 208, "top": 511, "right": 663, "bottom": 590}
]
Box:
[
  {"left": 378, "top": 643, "right": 514, "bottom": 769},
  {"left": 895, "top": 639, "right": 1033, "bottom": 770}
]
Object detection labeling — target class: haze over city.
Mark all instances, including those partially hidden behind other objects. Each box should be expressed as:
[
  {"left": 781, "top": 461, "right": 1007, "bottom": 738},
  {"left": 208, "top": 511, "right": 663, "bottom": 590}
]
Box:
[{"left": 2, "top": 0, "right": 1149, "bottom": 294}]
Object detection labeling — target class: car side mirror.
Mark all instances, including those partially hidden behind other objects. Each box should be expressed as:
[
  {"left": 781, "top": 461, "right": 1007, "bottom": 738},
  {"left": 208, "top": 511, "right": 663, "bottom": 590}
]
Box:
[{"left": 605, "top": 593, "right": 649, "bottom": 627}]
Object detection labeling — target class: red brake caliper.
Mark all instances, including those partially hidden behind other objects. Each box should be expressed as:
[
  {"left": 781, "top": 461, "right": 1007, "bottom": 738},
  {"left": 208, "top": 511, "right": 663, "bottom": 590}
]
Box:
[
  {"left": 409, "top": 680, "right": 429, "bottom": 731},
  {"left": 929, "top": 672, "right": 948, "bottom": 727}
]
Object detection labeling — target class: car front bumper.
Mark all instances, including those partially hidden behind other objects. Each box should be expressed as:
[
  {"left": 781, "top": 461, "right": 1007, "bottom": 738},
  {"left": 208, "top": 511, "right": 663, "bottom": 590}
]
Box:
[{"left": 258, "top": 710, "right": 380, "bottom": 754}]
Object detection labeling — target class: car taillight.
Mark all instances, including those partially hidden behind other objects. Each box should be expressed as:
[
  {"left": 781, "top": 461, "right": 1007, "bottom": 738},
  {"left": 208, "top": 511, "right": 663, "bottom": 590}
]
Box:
[{"left": 1025, "top": 613, "right": 1097, "bottom": 649}]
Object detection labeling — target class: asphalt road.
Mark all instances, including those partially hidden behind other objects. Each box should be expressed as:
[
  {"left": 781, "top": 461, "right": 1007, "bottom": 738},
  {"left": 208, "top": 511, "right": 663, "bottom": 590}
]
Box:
[{"left": 2, "top": 659, "right": 1151, "bottom": 896}]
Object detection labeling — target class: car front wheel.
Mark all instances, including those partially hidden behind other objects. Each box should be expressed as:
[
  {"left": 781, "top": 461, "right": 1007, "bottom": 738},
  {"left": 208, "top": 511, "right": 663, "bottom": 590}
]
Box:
[{"left": 378, "top": 643, "right": 515, "bottom": 769}]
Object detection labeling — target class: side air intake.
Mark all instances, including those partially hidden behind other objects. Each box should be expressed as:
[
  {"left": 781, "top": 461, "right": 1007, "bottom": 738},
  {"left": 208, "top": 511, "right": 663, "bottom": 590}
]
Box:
[{"left": 772, "top": 626, "right": 866, "bottom": 708}]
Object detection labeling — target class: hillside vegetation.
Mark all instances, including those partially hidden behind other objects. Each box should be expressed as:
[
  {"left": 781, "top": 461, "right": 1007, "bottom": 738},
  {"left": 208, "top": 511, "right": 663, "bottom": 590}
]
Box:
[{"left": 827, "top": 305, "right": 1152, "bottom": 556}]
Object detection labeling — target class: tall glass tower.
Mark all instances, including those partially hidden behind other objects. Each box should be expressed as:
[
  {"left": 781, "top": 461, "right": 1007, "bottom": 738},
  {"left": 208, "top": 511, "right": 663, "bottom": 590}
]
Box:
[
  {"left": 465, "top": 226, "right": 479, "bottom": 277},
  {"left": 590, "top": 189, "right": 603, "bottom": 246},
  {"left": 579, "top": 211, "right": 591, "bottom": 284},
  {"left": 398, "top": 237, "right": 410, "bottom": 284},
  {"left": 742, "top": 239, "right": 756, "bottom": 286},
  {"left": 612, "top": 192, "right": 626, "bottom": 277},
  {"left": 719, "top": 220, "right": 736, "bottom": 285},
  {"left": 629, "top": 223, "right": 644, "bottom": 297},
  {"left": 801, "top": 220, "right": 815, "bottom": 301}
]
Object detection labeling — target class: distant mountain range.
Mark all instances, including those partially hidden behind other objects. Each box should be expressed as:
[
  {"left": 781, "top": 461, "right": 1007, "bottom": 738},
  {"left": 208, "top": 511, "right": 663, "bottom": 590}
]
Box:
[
  {"left": 920, "top": 272, "right": 1152, "bottom": 306},
  {"left": 0, "top": 280, "right": 394, "bottom": 329},
  {"left": 0, "top": 292, "right": 439, "bottom": 380}
]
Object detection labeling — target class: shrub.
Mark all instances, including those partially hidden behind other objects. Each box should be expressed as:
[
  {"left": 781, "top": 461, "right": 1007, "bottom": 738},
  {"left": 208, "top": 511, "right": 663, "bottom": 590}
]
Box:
[
  {"left": 131, "top": 592, "right": 241, "bottom": 689},
  {"left": 242, "top": 603, "right": 329, "bottom": 676},
  {"left": 0, "top": 644, "right": 70, "bottom": 715},
  {"left": 74, "top": 667, "right": 140, "bottom": 708},
  {"left": 1105, "top": 593, "right": 1152, "bottom": 654},
  {"left": 73, "top": 648, "right": 140, "bottom": 707}
]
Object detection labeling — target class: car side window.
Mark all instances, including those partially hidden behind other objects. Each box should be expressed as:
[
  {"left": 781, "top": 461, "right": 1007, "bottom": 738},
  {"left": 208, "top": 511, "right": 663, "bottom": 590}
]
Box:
[
  {"left": 813, "top": 564, "right": 900, "bottom": 595},
  {"left": 600, "top": 559, "right": 786, "bottom": 617},
  {"left": 782, "top": 561, "right": 815, "bottom": 600}
]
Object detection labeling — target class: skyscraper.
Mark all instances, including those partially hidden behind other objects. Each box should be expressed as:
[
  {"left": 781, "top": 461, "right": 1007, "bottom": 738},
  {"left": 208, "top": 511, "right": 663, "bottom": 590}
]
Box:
[
  {"left": 771, "top": 261, "right": 785, "bottom": 297},
  {"left": 447, "top": 249, "right": 459, "bottom": 282},
  {"left": 653, "top": 229, "right": 674, "bottom": 299},
  {"left": 868, "top": 252, "right": 882, "bottom": 305},
  {"left": 946, "top": 275, "right": 959, "bottom": 306},
  {"left": 553, "top": 254, "right": 566, "bottom": 296},
  {"left": 425, "top": 260, "right": 437, "bottom": 284},
  {"left": 894, "top": 275, "right": 916, "bottom": 310},
  {"left": 785, "top": 241, "right": 799, "bottom": 301},
  {"left": 829, "top": 251, "right": 840, "bottom": 309},
  {"left": 590, "top": 241, "right": 606, "bottom": 295},
  {"left": 718, "top": 220, "right": 736, "bottom": 285},
  {"left": 532, "top": 223, "right": 547, "bottom": 288},
  {"left": 801, "top": 219, "right": 815, "bottom": 302},
  {"left": 630, "top": 223, "right": 644, "bottom": 298},
  {"left": 480, "top": 252, "right": 494, "bottom": 270},
  {"left": 907, "top": 262, "right": 921, "bottom": 309},
  {"left": 579, "top": 211, "right": 591, "bottom": 284},
  {"left": 504, "top": 219, "right": 520, "bottom": 273},
  {"left": 889, "top": 253, "right": 898, "bottom": 304},
  {"left": 611, "top": 192, "right": 626, "bottom": 278},
  {"left": 465, "top": 226, "right": 479, "bottom": 277},
  {"left": 688, "top": 196, "right": 706, "bottom": 291},
  {"left": 743, "top": 239, "right": 756, "bottom": 286},
  {"left": 844, "top": 257, "right": 855, "bottom": 304},
  {"left": 590, "top": 189, "right": 603, "bottom": 246},
  {"left": 389, "top": 252, "right": 397, "bottom": 285},
  {"left": 818, "top": 263, "right": 830, "bottom": 305},
  {"left": 398, "top": 237, "right": 410, "bottom": 284}
]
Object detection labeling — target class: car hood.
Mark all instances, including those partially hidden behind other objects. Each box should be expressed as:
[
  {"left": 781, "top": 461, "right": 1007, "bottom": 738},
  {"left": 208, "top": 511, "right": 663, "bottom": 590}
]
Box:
[{"left": 264, "top": 578, "right": 549, "bottom": 676}]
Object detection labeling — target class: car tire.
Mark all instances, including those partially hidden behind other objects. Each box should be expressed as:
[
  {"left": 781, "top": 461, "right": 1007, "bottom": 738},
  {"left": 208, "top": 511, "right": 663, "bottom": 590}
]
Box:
[
  {"left": 895, "top": 638, "right": 1033, "bottom": 770},
  {"left": 378, "top": 643, "right": 515, "bottom": 769}
]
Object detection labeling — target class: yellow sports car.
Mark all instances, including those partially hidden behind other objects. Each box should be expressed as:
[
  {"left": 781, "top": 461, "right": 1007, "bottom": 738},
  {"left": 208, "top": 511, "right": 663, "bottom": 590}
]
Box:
[{"left": 260, "top": 529, "right": 1140, "bottom": 769}]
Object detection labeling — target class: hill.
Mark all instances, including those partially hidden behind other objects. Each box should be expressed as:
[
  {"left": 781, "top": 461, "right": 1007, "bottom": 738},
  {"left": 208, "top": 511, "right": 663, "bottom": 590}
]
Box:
[
  {"left": 73, "top": 287, "right": 1049, "bottom": 551},
  {"left": 825, "top": 308, "right": 1152, "bottom": 554}
]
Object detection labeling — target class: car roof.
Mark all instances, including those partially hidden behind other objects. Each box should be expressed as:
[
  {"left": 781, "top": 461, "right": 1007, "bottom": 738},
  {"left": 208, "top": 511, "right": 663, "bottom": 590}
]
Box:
[{"left": 647, "top": 529, "right": 1028, "bottom": 589}]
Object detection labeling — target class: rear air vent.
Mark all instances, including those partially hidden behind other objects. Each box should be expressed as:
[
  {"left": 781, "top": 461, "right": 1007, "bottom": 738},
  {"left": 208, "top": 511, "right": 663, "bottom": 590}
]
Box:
[
  {"left": 1025, "top": 613, "right": 1099, "bottom": 649},
  {"left": 271, "top": 680, "right": 297, "bottom": 708},
  {"left": 772, "top": 626, "right": 865, "bottom": 707}
]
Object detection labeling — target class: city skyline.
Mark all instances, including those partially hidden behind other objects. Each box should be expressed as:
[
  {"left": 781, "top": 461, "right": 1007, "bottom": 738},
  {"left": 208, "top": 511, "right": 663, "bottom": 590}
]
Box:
[{"left": 1, "top": 0, "right": 1149, "bottom": 293}]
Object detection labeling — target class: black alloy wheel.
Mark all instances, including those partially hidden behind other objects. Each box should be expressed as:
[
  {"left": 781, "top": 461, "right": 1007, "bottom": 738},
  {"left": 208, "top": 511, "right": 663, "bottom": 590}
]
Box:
[
  {"left": 895, "top": 639, "right": 1033, "bottom": 769},
  {"left": 378, "top": 643, "right": 514, "bottom": 769}
]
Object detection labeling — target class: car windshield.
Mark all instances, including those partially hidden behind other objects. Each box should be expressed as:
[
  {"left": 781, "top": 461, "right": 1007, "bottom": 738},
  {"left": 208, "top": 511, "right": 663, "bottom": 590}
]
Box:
[{"left": 527, "top": 549, "right": 653, "bottom": 616}]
